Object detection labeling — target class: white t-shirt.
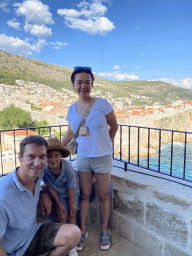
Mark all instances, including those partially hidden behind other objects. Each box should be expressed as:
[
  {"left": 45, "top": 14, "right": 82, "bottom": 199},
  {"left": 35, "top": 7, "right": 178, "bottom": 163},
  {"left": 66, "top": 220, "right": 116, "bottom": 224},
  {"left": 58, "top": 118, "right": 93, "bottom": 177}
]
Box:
[{"left": 66, "top": 98, "right": 113, "bottom": 157}]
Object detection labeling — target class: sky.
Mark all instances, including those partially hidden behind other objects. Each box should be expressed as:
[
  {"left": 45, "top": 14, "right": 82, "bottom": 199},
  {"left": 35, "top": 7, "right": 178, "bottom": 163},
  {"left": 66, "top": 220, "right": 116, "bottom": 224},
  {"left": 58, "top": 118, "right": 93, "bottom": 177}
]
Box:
[{"left": 0, "top": 0, "right": 192, "bottom": 89}]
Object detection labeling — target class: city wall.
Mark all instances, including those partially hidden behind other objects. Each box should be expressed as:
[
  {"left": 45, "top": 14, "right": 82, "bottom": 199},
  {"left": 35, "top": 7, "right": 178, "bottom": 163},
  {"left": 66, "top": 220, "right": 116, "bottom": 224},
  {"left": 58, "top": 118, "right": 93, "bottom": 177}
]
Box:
[{"left": 109, "top": 162, "right": 192, "bottom": 256}]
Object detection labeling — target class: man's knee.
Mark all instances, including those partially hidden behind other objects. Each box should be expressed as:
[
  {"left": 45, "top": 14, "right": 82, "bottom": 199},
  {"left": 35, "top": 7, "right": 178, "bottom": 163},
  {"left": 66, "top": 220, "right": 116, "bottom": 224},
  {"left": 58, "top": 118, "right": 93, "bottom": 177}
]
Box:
[{"left": 54, "top": 224, "right": 81, "bottom": 248}]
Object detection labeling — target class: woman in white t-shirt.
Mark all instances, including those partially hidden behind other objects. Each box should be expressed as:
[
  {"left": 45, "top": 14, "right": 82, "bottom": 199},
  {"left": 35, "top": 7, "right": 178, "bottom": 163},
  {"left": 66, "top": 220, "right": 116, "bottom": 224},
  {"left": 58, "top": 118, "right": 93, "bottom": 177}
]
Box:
[{"left": 61, "top": 67, "right": 118, "bottom": 251}]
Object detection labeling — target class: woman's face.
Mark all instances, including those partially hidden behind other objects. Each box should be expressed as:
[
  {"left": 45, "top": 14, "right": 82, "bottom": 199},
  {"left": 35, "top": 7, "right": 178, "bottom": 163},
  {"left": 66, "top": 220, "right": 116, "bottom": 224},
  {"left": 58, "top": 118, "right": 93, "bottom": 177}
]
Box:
[{"left": 73, "top": 72, "right": 93, "bottom": 97}]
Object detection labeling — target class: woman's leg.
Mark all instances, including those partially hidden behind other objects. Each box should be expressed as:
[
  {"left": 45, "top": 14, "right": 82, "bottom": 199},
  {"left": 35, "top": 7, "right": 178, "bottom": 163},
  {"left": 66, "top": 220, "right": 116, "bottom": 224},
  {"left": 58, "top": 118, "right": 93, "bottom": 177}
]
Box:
[
  {"left": 95, "top": 172, "right": 111, "bottom": 231},
  {"left": 78, "top": 171, "right": 94, "bottom": 232}
]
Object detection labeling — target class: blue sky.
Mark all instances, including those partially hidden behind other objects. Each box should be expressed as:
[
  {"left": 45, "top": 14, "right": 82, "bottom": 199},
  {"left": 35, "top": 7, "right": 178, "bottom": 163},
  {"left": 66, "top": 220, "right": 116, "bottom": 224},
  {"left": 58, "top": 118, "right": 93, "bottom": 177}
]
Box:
[{"left": 0, "top": 0, "right": 192, "bottom": 88}]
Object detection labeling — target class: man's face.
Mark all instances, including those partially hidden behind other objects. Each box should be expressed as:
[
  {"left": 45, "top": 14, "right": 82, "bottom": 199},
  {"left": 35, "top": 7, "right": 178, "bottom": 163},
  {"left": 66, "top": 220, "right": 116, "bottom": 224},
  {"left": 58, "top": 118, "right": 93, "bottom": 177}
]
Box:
[{"left": 19, "top": 143, "right": 47, "bottom": 181}]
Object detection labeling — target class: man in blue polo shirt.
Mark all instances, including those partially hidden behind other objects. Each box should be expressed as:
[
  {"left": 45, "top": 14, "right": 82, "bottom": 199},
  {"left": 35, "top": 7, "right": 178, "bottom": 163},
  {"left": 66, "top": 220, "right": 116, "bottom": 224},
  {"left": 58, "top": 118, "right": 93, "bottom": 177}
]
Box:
[{"left": 0, "top": 135, "right": 81, "bottom": 256}]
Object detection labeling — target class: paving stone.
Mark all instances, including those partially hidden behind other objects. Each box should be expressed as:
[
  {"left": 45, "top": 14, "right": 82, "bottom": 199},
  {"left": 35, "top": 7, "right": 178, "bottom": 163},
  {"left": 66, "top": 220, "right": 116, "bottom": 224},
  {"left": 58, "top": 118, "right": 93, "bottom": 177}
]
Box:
[{"left": 163, "top": 243, "right": 191, "bottom": 256}]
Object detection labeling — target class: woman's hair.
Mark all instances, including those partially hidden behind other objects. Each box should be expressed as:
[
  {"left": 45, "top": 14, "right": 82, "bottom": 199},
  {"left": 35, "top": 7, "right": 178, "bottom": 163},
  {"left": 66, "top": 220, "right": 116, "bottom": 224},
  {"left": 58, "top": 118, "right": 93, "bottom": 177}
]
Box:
[{"left": 71, "top": 66, "right": 94, "bottom": 84}]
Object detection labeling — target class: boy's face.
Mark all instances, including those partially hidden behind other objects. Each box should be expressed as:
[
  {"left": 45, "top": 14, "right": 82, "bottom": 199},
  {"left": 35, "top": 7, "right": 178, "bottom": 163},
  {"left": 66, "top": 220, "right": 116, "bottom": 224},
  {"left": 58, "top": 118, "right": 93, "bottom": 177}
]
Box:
[{"left": 47, "top": 150, "right": 63, "bottom": 171}]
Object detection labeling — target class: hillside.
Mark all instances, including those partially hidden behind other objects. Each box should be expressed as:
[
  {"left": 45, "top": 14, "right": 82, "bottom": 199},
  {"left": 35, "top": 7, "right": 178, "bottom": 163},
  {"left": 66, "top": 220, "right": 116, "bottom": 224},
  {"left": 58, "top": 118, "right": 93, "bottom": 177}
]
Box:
[{"left": 1, "top": 50, "right": 192, "bottom": 106}]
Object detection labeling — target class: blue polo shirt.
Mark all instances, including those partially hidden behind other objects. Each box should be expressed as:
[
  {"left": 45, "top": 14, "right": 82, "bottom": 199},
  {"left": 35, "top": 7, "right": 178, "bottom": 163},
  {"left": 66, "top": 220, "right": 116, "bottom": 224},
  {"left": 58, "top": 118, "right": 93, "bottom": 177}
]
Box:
[
  {"left": 43, "top": 159, "right": 79, "bottom": 199},
  {"left": 0, "top": 168, "right": 43, "bottom": 256}
]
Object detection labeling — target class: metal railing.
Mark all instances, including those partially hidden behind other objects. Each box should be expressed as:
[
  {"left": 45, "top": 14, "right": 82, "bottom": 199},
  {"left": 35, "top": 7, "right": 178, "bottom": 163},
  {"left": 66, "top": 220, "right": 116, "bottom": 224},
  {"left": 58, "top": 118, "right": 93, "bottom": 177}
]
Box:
[
  {"left": 1, "top": 124, "right": 192, "bottom": 186},
  {"left": 113, "top": 125, "right": 192, "bottom": 186}
]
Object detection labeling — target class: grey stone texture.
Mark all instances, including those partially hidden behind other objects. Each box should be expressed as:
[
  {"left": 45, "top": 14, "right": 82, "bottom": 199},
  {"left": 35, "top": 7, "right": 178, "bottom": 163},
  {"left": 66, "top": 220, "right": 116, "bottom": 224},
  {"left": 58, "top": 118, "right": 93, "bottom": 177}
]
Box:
[
  {"left": 146, "top": 202, "right": 188, "bottom": 248},
  {"left": 118, "top": 214, "right": 133, "bottom": 242},
  {"left": 163, "top": 243, "right": 191, "bottom": 256},
  {"left": 113, "top": 189, "right": 144, "bottom": 223},
  {"left": 133, "top": 225, "right": 163, "bottom": 256}
]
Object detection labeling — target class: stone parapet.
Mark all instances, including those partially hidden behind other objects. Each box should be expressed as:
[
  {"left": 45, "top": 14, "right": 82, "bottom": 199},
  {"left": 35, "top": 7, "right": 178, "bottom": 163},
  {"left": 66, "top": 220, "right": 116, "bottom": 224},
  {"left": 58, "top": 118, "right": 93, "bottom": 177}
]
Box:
[{"left": 110, "top": 160, "right": 192, "bottom": 256}]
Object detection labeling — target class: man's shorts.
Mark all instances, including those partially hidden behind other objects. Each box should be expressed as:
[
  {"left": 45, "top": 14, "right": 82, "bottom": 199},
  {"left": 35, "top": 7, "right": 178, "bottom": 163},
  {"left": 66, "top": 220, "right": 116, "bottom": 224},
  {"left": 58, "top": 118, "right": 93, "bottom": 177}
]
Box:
[
  {"left": 60, "top": 193, "right": 80, "bottom": 213},
  {"left": 76, "top": 154, "right": 112, "bottom": 173},
  {"left": 24, "top": 223, "right": 63, "bottom": 256}
]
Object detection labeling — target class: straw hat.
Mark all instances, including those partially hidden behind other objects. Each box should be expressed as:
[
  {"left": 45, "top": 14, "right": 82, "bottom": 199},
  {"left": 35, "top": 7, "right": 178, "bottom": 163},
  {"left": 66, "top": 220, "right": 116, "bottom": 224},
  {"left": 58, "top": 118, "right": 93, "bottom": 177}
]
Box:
[{"left": 47, "top": 138, "right": 70, "bottom": 158}]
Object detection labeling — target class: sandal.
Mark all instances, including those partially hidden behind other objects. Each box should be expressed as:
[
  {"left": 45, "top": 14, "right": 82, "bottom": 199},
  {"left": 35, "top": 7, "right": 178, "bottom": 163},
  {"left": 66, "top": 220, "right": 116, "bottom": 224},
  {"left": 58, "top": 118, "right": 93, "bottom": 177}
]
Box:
[
  {"left": 76, "top": 231, "right": 88, "bottom": 251},
  {"left": 100, "top": 231, "right": 112, "bottom": 250}
]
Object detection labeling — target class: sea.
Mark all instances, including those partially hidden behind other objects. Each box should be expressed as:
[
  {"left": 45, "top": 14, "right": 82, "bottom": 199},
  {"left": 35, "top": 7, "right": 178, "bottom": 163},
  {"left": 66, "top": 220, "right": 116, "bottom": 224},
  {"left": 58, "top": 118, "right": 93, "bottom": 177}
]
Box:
[{"left": 131, "top": 142, "right": 192, "bottom": 179}]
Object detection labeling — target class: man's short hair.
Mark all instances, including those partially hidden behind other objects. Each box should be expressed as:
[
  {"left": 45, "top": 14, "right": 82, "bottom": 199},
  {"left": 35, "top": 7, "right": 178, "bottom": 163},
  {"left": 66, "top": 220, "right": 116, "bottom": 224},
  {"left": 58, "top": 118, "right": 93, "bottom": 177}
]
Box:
[{"left": 19, "top": 135, "right": 48, "bottom": 156}]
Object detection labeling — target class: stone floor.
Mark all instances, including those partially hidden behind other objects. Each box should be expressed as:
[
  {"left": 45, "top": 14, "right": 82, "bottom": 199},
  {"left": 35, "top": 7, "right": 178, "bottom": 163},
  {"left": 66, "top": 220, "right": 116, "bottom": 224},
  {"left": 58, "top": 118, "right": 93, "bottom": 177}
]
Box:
[{"left": 77, "top": 223, "right": 149, "bottom": 256}]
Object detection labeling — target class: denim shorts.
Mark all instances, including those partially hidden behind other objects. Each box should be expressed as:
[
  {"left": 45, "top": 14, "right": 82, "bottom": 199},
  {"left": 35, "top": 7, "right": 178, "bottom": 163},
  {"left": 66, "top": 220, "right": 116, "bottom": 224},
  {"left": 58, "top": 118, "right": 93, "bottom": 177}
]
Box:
[
  {"left": 60, "top": 193, "right": 80, "bottom": 213},
  {"left": 24, "top": 223, "right": 63, "bottom": 255},
  {"left": 76, "top": 154, "right": 112, "bottom": 173}
]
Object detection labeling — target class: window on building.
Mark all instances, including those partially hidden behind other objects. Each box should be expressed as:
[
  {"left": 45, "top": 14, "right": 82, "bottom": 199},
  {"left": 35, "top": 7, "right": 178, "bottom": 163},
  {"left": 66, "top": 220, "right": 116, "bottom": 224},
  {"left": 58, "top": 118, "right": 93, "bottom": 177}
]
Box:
[
  {"left": 3, "top": 159, "right": 6, "bottom": 162},
  {"left": 9, "top": 153, "right": 12, "bottom": 155}
]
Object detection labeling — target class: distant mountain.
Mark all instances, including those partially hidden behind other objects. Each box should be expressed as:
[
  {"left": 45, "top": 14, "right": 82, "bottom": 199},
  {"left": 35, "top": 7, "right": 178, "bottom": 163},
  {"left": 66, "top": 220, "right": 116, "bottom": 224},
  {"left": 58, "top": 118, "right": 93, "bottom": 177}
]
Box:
[{"left": 1, "top": 50, "right": 192, "bottom": 106}]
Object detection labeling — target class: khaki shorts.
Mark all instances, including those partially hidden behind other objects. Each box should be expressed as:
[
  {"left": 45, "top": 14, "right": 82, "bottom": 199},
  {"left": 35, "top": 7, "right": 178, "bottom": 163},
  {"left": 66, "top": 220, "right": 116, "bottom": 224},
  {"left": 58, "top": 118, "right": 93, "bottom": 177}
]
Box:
[
  {"left": 24, "top": 223, "right": 63, "bottom": 256},
  {"left": 76, "top": 154, "right": 113, "bottom": 173}
]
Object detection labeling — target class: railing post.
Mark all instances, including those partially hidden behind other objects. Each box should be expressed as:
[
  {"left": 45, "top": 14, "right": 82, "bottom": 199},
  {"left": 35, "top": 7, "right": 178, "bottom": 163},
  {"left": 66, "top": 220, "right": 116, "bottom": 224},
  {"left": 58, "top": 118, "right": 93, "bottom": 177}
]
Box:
[
  {"left": 170, "top": 131, "right": 173, "bottom": 176},
  {"left": 137, "top": 127, "right": 140, "bottom": 166},
  {"left": 124, "top": 162, "right": 127, "bottom": 172},
  {"left": 158, "top": 129, "right": 161, "bottom": 173},
  {"left": 128, "top": 126, "right": 130, "bottom": 163},
  {"left": 183, "top": 133, "right": 187, "bottom": 180},
  {"left": 147, "top": 128, "right": 150, "bottom": 169},
  {"left": 120, "top": 125, "right": 122, "bottom": 161}
]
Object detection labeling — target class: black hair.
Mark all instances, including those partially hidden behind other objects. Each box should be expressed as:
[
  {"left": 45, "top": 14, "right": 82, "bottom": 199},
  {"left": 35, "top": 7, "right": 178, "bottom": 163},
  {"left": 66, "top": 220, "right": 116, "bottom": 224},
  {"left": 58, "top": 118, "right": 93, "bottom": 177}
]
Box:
[
  {"left": 71, "top": 68, "right": 94, "bottom": 84},
  {"left": 19, "top": 135, "right": 48, "bottom": 156}
]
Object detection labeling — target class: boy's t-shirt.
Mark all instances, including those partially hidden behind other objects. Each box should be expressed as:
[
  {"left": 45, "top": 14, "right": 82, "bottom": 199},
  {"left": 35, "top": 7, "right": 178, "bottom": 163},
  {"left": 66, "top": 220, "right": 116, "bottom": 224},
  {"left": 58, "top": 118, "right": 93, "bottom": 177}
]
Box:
[{"left": 43, "top": 159, "right": 79, "bottom": 199}]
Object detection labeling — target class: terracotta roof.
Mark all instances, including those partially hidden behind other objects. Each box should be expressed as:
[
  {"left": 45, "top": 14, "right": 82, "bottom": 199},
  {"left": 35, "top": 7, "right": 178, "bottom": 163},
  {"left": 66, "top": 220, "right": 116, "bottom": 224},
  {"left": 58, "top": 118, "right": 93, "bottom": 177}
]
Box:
[{"left": 5, "top": 130, "right": 38, "bottom": 136}]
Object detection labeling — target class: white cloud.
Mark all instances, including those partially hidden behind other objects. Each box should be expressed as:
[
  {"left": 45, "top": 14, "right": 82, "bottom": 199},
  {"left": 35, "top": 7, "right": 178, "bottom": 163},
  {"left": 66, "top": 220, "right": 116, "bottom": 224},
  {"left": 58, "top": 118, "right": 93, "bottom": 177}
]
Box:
[
  {"left": 7, "top": 19, "right": 20, "bottom": 30},
  {"left": 14, "top": 0, "right": 53, "bottom": 24},
  {"left": 13, "top": 0, "right": 53, "bottom": 37},
  {"left": 0, "top": 1, "right": 10, "bottom": 12},
  {"left": 24, "top": 23, "right": 52, "bottom": 37},
  {"left": 57, "top": 0, "right": 115, "bottom": 35},
  {"left": 156, "top": 77, "right": 192, "bottom": 90},
  {"left": 98, "top": 72, "right": 139, "bottom": 81},
  {"left": 136, "top": 66, "right": 140, "bottom": 69},
  {"left": 50, "top": 41, "right": 68, "bottom": 50},
  {"left": 0, "top": 34, "right": 46, "bottom": 55},
  {"left": 114, "top": 66, "right": 119, "bottom": 70}
]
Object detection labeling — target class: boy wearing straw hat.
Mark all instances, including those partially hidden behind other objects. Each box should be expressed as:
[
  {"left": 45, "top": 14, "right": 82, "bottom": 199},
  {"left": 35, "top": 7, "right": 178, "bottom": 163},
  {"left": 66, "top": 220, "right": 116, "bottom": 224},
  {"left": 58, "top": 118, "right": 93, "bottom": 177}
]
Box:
[{"left": 43, "top": 138, "right": 80, "bottom": 256}]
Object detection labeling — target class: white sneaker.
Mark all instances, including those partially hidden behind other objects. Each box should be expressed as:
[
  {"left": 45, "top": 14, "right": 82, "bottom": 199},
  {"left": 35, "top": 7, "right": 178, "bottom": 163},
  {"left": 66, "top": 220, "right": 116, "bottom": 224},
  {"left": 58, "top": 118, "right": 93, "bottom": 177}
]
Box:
[{"left": 68, "top": 247, "right": 78, "bottom": 256}]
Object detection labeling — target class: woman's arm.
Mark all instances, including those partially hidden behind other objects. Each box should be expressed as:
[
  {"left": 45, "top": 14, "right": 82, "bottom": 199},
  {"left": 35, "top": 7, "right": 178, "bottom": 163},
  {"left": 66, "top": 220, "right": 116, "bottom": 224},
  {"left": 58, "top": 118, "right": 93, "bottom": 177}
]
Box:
[
  {"left": 106, "top": 111, "right": 118, "bottom": 142},
  {"left": 61, "top": 124, "right": 74, "bottom": 147}
]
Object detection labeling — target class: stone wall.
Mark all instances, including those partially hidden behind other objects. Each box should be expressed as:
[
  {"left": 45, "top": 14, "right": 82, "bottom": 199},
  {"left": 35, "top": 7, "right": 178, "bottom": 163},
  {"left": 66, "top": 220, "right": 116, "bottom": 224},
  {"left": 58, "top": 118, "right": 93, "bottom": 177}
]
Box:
[{"left": 109, "top": 161, "right": 192, "bottom": 256}]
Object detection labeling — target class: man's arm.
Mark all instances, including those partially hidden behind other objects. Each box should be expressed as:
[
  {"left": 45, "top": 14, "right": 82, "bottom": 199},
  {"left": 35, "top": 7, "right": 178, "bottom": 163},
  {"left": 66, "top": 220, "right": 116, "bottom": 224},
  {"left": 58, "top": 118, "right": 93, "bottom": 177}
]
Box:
[
  {"left": 0, "top": 238, "right": 7, "bottom": 256},
  {"left": 39, "top": 190, "right": 52, "bottom": 216}
]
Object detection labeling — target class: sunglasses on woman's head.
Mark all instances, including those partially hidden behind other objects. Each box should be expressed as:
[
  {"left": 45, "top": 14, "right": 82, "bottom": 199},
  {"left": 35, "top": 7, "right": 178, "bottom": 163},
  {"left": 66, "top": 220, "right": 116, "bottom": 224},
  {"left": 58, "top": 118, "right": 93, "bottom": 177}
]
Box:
[{"left": 74, "top": 66, "right": 92, "bottom": 72}]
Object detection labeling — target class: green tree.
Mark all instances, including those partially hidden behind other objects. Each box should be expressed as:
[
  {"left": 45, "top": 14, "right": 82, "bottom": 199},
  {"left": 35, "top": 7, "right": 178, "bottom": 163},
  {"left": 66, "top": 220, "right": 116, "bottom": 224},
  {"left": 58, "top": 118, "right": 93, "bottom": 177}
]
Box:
[
  {"left": 34, "top": 120, "right": 49, "bottom": 135},
  {"left": 0, "top": 104, "right": 34, "bottom": 129},
  {"left": 52, "top": 129, "right": 66, "bottom": 138}
]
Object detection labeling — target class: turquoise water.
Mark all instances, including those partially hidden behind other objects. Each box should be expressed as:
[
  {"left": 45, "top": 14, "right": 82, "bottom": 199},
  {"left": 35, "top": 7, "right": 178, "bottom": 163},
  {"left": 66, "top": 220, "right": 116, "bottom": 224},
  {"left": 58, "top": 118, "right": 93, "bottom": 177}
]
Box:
[{"left": 131, "top": 143, "right": 192, "bottom": 179}]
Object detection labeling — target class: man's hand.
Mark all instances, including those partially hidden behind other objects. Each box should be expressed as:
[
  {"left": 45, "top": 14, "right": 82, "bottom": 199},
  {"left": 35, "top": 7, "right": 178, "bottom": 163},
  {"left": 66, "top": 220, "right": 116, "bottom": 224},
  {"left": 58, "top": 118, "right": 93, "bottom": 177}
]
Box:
[
  {"left": 40, "top": 192, "right": 52, "bottom": 216},
  {"left": 57, "top": 204, "right": 67, "bottom": 223}
]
